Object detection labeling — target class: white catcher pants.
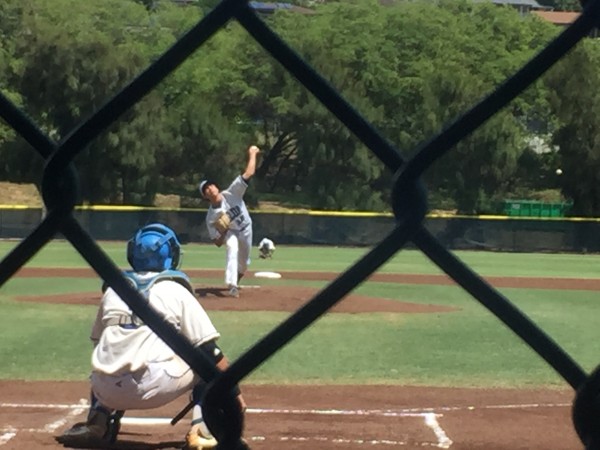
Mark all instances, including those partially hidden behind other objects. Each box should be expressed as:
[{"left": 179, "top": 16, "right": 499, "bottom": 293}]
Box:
[
  {"left": 224, "top": 227, "right": 252, "bottom": 287},
  {"left": 91, "top": 356, "right": 199, "bottom": 411}
]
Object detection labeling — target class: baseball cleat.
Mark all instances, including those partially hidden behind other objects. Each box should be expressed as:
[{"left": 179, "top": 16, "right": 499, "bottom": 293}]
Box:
[
  {"left": 55, "top": 422, "right": 112, "bottom": 448},
  {"left": 183, "top": 423, "right": 218, "bottom": 450},
  {"left": 228, "top": 286, "right": 239, "bottom": 298},
  {"left": 56, "top": 408, "right": 120, "bottom": 448}
]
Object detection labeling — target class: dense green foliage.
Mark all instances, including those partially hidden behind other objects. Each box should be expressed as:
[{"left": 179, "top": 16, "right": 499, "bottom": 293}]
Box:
[
  {"left": 545, "top": 39, "right": 600, "bottom": 216},
  {"left": 0, "top": 0, "right": 597, "bottom": 214}
]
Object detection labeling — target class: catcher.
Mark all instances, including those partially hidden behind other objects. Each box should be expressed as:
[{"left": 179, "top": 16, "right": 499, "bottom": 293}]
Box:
[
  {"left": 56, "top": 223, "right": 246, "bottom": 450},
  {"left": 199, "top": 145, "right": 260, "bottom": 298}
]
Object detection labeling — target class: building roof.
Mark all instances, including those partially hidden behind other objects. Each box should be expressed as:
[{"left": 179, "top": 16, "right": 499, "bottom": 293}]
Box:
[
  {"left": 249, "top": 2, "right": 315, "bottom": 15},
  {"left": 491, "top": 0, "right": 546, "bottom": 8},
  {"left": 533, "top": 10, "right": 580, "bottom": 25}
]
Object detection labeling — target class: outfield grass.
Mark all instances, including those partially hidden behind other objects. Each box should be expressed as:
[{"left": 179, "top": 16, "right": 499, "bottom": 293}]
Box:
[
  {"left": 0, "top": 241, "right": 598, "bottom": 388},
  {"left": 4, "top": 240, "right": 600, "bottom": 278}
]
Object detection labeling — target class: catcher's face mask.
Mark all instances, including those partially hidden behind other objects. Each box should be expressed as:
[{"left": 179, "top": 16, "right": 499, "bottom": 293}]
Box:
[{"left": 127, "top": 223, "right": 182, "bottom": 272}]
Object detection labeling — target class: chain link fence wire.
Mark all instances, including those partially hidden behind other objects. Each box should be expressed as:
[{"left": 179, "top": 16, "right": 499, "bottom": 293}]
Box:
[{"left": 1, "top": 0, "right": 599, "bottom": 447}]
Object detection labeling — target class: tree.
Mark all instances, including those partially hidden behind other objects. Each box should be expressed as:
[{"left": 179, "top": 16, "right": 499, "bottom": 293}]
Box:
[
  {"left": 545, "top": 39, "right": 600, "bottom": 216},
  {"left": 0, "top": 2, "right": 25, "bottom": 168},
  {"left": 217, "top": 0, "right": 556, "bottom": 212},
  {"left": 4, "top": 0, "right": 185, "bottom": 204},
  {"left": 251, "top": 0, "right": 391, "bottom": 210},
  {"left": 0, "top": 0, "right": 567, "bottom": 211},
  {"left": 326, "top": 0, "right": 555, "bottom": 213},
  {"left": 418, "top": 1, "right": 557, "bottom": 213}
]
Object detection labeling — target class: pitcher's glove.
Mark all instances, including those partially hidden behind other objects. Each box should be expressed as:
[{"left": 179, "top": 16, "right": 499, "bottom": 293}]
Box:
[{"left": 213, "top": 212, "right": 231, "bottom": 234}]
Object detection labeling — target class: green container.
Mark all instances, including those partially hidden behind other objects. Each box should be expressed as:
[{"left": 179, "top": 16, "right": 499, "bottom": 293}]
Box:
[
  {"left": 504, "top": 201, "right": 522, "bottom": 216},
  {"left": 503, "top": 200, "right": 571, "bottom": 218},
  {"left": 540, "top": 203, "right": 552, "bottom": 217}
]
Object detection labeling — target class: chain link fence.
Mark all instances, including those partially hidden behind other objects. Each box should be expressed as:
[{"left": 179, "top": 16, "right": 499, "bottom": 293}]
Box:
[{"left": 1, "top": 0, "right": 599, "bottom": 447}]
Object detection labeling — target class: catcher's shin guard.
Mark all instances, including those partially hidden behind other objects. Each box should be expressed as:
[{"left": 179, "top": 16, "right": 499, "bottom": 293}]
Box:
[{"left": 108, "top": 410, "right": 124, "bottom": 442}]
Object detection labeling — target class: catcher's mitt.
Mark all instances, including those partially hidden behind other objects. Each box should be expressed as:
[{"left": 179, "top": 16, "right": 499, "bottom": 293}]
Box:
[{"left": 213, "top": 212, "right": 231, "bottom": 234}]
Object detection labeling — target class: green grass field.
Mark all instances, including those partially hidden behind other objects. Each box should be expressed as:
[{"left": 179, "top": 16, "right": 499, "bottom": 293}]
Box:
[
  {"left": 0, "top": 240, "right": 599, "bottom": 388},
  {"left": 5, "top": 240, "right": 600, "bottom": 277}
]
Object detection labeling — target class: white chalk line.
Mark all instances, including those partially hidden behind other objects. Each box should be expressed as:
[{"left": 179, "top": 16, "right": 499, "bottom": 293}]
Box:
[
  {"left": 120, "top": 412, "right": 456, "bottom": 449},
  {"left": 119, "top": 409, "right": 434, "bottom": 426},
  {"left": 0, "top": 400, "right": 569, "bottom": 448},
  {"left": 247, "top": 402, "right": 570, "bottom": 415},
  {"left": 43, "top": 398, "right": 88, "bottom": 433},
  {"left": 425, "top": 413, "right": 452, "bottom": 449},
  {"left": 247, "top": 435, "right": 447, "bottom": 447},
  {"left": 0, "top": 401, "right": 570, "bottom": 414},
  {"left": 1, "top": 402, "right": 450, "bottom": 447},
  {"left": 0, "top": 398, "right": 87, "bottom": 446},
  {"left": 110, "top": 423, "right": 445, "bottom": 448},
  {"left": 0, "top": 402, "right": 86, "bottom": 409},
  {"left": 0, "top": 427, "right": 16, "bottom": 446},
  {"left": 247, "top": 407, "right": 435, "bottom": 417},
  {"left": 402, "top": 402, "right": 571, "bottom": 413}
]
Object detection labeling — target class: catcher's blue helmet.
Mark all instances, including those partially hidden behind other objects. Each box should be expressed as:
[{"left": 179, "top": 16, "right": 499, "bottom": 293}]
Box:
[{"left": 127, "top": 223, "right": 182, "bottom": 272}]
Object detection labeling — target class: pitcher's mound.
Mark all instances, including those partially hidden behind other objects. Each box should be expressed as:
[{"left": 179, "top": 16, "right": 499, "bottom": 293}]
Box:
[
  {"left": 194, "top": 285, "right": 457, "bottom": 314},
  {"left": 17, "top": 285, "right": 457, "bottom": 314}
]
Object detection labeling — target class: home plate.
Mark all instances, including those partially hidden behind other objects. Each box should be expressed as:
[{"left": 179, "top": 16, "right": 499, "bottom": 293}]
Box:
[{"left": 254, "top": 271, "right": 282, "bottom": 279}]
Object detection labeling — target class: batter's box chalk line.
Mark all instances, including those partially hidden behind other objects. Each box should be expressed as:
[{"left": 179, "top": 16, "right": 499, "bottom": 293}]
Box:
[
  {"left": 0, "top": 428, "right": 17, "bottom": 446},
  {"left": 119, "top": 415, "right": 451, "bottom": 448},
  {"left": 0, "top": 400, "right": 571, "bottom": 448},
  {"left": 248, "top": 434, "right": 451, "bottom": 447}
]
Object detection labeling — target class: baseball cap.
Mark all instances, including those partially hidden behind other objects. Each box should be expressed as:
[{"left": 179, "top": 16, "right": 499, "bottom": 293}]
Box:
[{"left": 198, "top": 180, "right": 214, "bottom": 198}]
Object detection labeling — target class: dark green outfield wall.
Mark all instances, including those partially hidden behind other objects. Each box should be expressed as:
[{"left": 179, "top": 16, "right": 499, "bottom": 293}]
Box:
[{"left": 1, "top": 207, "right": 599, "bottom": 253}]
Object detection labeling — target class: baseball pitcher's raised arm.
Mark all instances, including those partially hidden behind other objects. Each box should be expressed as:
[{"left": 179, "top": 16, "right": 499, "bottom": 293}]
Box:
[{"left": 241, "top": 145, "right": 260, "bottom": 181}]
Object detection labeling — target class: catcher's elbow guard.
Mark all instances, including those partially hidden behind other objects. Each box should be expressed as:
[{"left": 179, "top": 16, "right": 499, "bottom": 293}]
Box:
[{"left": 198, "top": 340, "right": 224, "bottom": 364}]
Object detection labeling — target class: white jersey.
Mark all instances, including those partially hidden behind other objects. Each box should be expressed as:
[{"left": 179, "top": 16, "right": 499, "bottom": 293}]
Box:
[
  {"left": 91, "top": 273, "right": 219, "bottom": 377},
  {"left": 259, "top": 238, "right": 275, "bottom": 250},
  {"left": 205, "top": 175, "right": 252, "bottom": 241}
]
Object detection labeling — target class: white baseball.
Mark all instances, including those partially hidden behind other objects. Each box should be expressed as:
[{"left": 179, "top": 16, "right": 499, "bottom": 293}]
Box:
[{"left": 556, "top": 168, "right": 563, "bottom": 175}]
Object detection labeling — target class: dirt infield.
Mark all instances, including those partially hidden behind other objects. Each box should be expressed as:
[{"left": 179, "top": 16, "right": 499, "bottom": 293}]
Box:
[
  {"left": 0, "top": 381, "right": 579, "bottom": 450},
  {"left": 15, "top": 267, "right": 600, "bottom": 291},
  {"left": 1, "top": 268, "right": 588, "bottom": 449},
  {"left": 16, "top": 285, "right": 458, "bottom": 314}
]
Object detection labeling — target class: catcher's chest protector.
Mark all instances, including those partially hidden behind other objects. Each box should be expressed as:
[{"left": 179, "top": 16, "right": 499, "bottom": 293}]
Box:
[{"left": 122, "top": 270, "right": 195, "bottom": 297}]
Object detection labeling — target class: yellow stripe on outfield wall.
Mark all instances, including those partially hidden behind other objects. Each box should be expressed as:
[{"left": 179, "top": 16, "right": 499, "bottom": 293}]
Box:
[
  {"left": 74, "top": 205, "right": 201, "bottom": 212},
  {"left": 4, "top": 204, "right": 600, "bottom": 222}
]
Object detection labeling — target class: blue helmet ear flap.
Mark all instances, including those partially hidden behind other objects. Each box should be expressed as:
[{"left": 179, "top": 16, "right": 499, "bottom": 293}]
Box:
[{"left": 127, "top": 223, "right": 182, "bottom": 271}]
